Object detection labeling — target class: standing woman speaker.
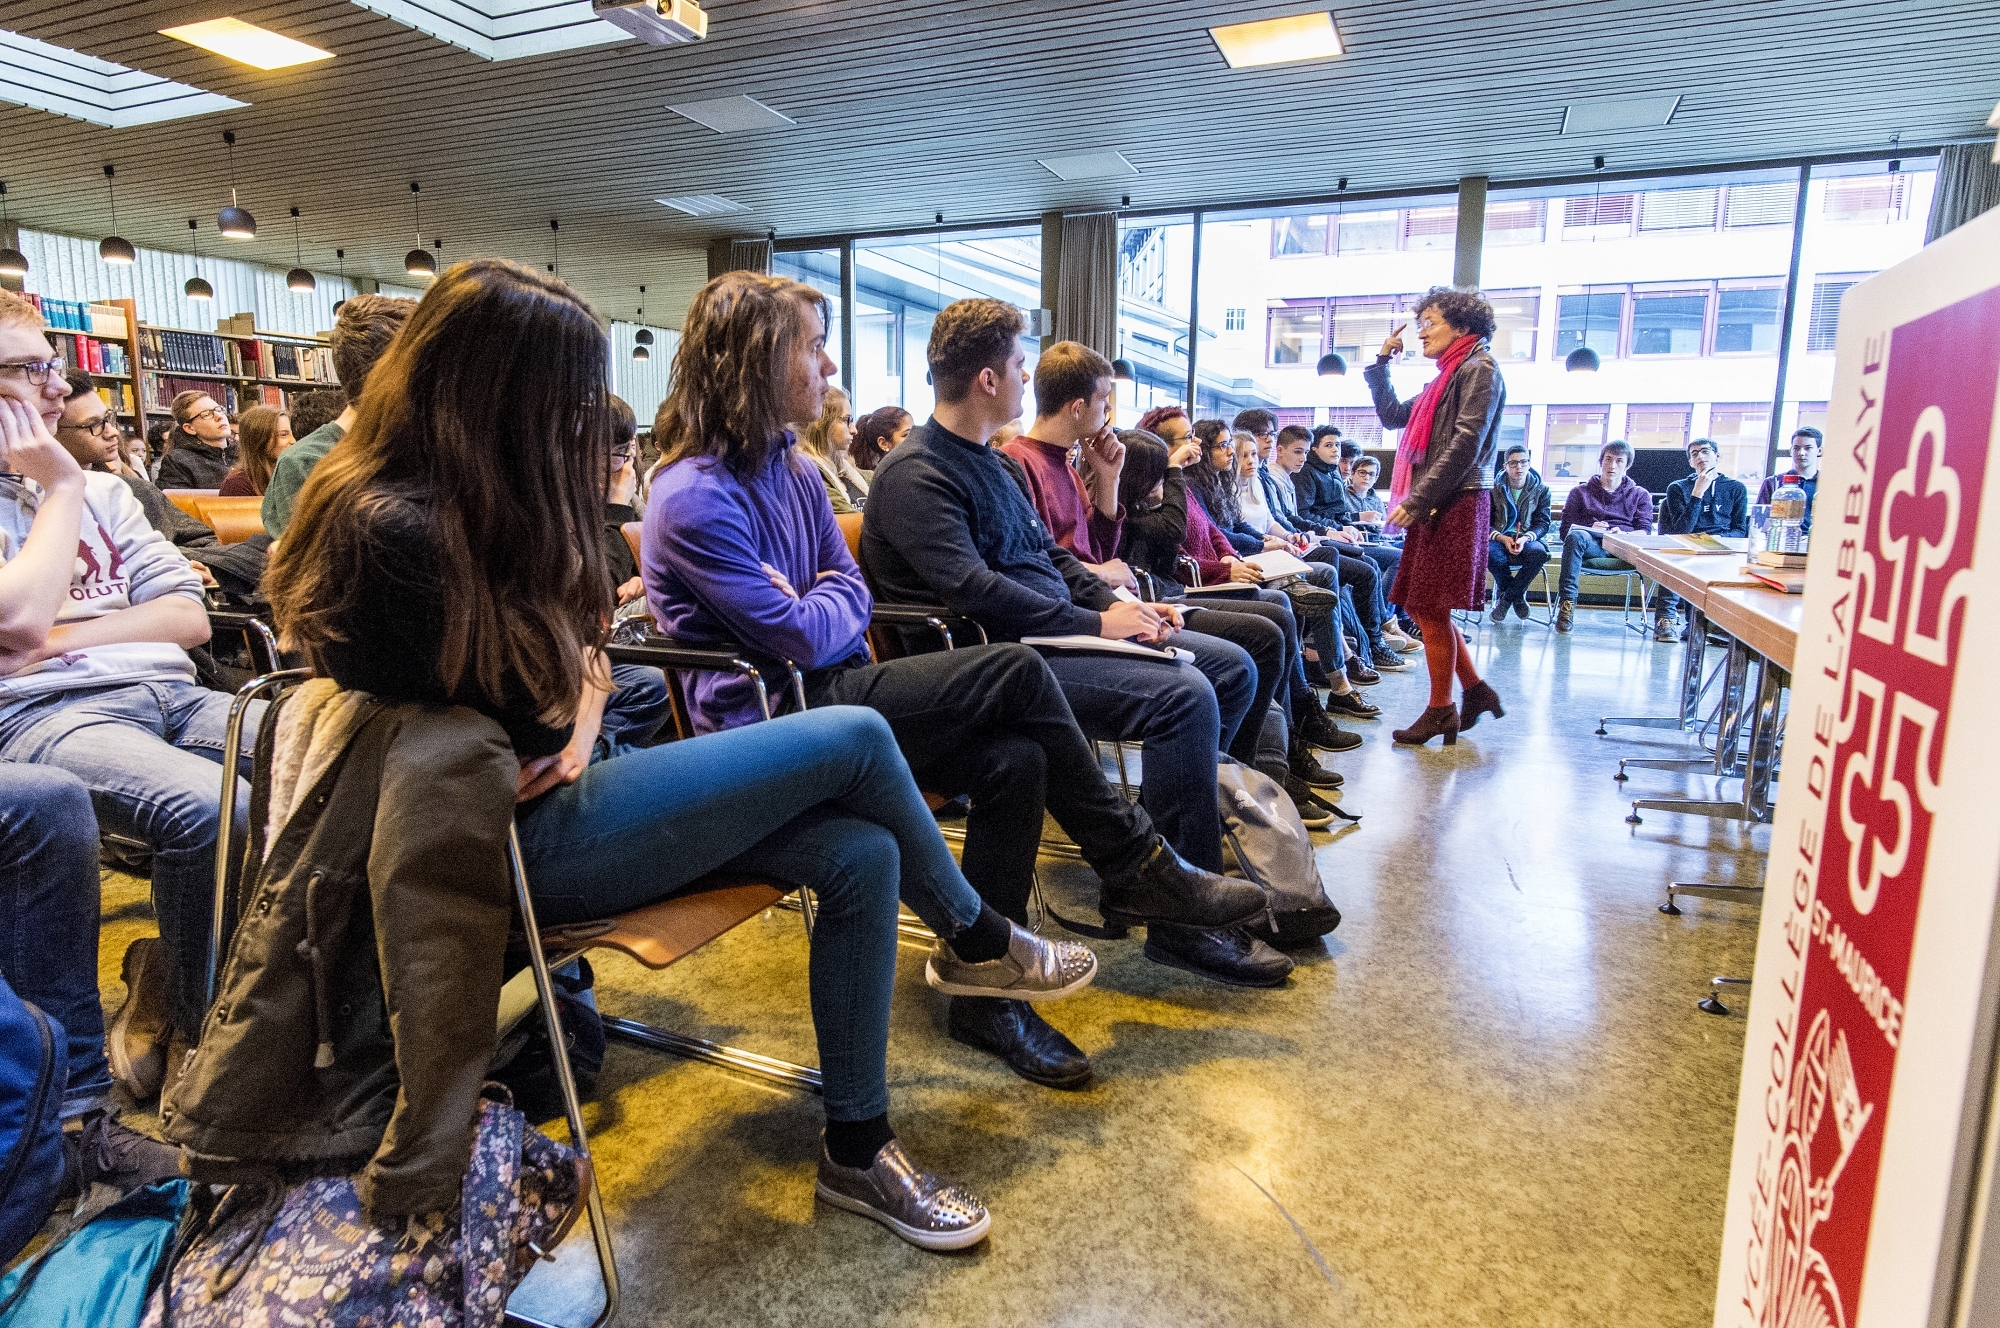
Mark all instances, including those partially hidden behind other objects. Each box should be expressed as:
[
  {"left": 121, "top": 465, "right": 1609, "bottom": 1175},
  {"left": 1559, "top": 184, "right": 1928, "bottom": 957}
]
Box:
[{"left": 1362, "top": 287, "right": 1508, "bottom": 746}]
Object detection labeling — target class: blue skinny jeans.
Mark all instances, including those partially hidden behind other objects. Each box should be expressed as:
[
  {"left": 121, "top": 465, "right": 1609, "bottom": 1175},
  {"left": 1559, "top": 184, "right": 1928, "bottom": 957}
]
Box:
[{"left": 512, "top": 705, "right": 985, "bottom": 1123}]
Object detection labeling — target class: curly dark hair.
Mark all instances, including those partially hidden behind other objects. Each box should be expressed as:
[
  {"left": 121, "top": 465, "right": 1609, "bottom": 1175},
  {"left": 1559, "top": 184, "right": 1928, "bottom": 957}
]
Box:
[{"left": 1414, "top": 286, "right": 1497, "bottom": 340}]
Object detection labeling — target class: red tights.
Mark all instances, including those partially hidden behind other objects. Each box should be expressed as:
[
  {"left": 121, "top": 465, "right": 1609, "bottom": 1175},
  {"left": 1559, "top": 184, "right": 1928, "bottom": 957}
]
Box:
[{"left": 1410, "top": 613, "right": 1481, "bottom": 708}]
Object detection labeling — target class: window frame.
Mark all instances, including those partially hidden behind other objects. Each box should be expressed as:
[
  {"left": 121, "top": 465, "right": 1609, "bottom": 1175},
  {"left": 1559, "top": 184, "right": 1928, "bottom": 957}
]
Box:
[
  {"left": 1710, "top": 279, "right": 1787, "bottom": 357},
  {"left": 1627, "top": 282, "right": 1713, "bottom": 358},
  {"left": 1266, "top": 298, "right": 1329, "bottom": 367},
  {"left": 1554, "top": 285, "right": 1630, "bottom": 362}
]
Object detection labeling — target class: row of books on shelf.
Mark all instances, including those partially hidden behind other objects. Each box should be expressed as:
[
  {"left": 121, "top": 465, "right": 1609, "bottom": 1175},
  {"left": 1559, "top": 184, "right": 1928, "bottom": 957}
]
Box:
[
  {"left": 231, "top": 339, "right": 336, "bottom": 383},
  {"left": 93, "top": 383, "right": 137, "bottom": 417},
  {"left": 24, "top": 294, "right": 126, "bottom": 338},
  {"left": 143, "top": 376, "right": 239, "bottom": 416},
  {"left": 138, "top": 328, "right": 229, "bottom": 376},
  {"left": 50, "top": 329, "right": 130, "bottom": 378}
]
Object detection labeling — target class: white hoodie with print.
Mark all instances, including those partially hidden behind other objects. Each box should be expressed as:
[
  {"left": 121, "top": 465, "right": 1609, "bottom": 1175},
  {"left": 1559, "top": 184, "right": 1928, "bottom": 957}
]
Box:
[{"left": 0, "top": 469, "right": 204, "bottom": 705}]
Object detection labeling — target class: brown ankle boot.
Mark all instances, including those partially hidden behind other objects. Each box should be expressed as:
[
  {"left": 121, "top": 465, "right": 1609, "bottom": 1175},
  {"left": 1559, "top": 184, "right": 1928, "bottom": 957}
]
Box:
[
  {"left": 1459, "top": 680, "right": 1506, "bottom": 730},
  {"left": 1392, "top": 704, "right": 1460, "bottom": 746}
]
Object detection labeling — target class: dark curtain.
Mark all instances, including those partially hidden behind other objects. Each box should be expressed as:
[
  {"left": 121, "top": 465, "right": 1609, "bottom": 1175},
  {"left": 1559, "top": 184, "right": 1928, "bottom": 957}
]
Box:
[
  {"left": 1055, "top": 211, "right": 1117, "bottom": 359},
  {"left": 1924, "top": 142, "right": 2000, "bottom": 243}
]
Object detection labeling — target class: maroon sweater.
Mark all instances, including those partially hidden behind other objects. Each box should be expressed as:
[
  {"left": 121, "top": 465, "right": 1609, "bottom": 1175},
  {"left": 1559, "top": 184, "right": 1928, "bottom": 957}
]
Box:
[
  {"left": 1559, "top": 476, "right": 1654, "bottom": 537},
  {"left": 1000, "top": 435, "right": 1123, "bottom": 564}
]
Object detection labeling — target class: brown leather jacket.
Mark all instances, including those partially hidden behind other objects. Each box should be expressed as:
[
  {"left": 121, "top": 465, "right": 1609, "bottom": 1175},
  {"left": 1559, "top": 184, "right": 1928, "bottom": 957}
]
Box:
[
  {"left": 1362, "top": 344, "right": 1508, "bottom": 522},
  {"left": 161, "top": 688, "right": 519, "bottom": 1218}
]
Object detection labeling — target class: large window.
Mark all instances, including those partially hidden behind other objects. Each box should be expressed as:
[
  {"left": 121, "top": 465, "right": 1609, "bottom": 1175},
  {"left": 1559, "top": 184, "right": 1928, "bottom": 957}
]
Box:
[
  {"left": 1546, "top": 408, "right": 1609, "bottom": 481},
  {"left": 1117, "top": 215, "right": 1194, "bottom": 422},
  {"left": 771, "top": 247, "right": 844, "bottom": 387},
  {"left": 1268, "top": 302, "right": 1325, "bottom": 366},
  {"left": 1630, "top": 288, "right": 1708, "bottom": 356},
  {"left": 852, "top": 225, "right": 1041, "bottom": 422},
  {"left": 1555, "top": 291, "right": 1622, "bottom": 361},
  {"left": 1714, "top": 284, "right": 1784, "bottom": 353},
  {"left": 1487, "top": 291, "right": 1540, "bottom": 360},
  {"left": 1627, "top": 404, "right": 1692, "bottom": 450}
]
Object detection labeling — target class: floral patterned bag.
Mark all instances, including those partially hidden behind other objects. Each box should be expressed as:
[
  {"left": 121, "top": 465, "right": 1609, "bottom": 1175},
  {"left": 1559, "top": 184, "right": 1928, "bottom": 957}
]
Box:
[{"left": 145, "top": 1090, "right": 589, "bottom": 1328}]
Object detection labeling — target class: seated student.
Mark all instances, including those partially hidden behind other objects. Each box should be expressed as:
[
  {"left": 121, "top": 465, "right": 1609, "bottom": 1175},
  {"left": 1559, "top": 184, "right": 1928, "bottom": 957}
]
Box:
[
  {"left": 1555, "top": 440, "right": 1655, "bottom": 633},
  {"left": 1, "top": 676, "right": 184, "bottom": 1199},
  {"left": 597, "top": 395, "right": 670, "bottom": 754},
  {"left": 267, "top": 257, "right": 1096, "bottom": 1252},
  {"left": 285, "top": 387, "right": 346, "bottom": 447},
  {"left": 1267, "top": 425, "right": 1417, "bottom": 650},
  {"left": 862, "top": 297, "right": 1292, "bottom": 988},
  {"left": 0, "top": 290, "right": 258, "bottom": 1101},
  {"left": 1113, "top": 431, "right": 1357, "bottom": 824},
  {"left": 1294, "top": 428, "right": 1352, "bottom": 528},
  {"left": 264, "top": 294, "right": 416, "bottom": 539},
  {"left": 648, "top": 280, "right": 1267, "bottom": 1068},
  {"left": 217, "top": 405, "right": 292, "bottom": 495},
  {"left": 1655, "top": 436, "right": 1749, "bottom": 640},
  {"left": 154, "top": 390, "right": 238, "bottom": 490},
  {"left": 799, "top": 387, "right": 868, "bottom": 513},
  {"left": 1486, "top": 445, "right": 1553, "bottom": 622},
  {"left": 999, "top": 342, "right": 1135, "bottom": 591},
  {"left": 850, "top": 405, "right": 911, "bottom": 473},
  {"left": 1756, "top": 426, "right": 1822, "bottom": 534}
]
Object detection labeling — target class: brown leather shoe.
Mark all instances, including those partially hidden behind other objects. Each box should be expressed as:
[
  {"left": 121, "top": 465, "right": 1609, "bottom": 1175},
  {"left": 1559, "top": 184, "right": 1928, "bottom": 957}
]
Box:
[
  {"left": 1392, "top": 705, "right": 1461, "bottom": 746},
  {"left": 106, "top": 938, "right": 170, "bottom": 1101},
  {"left": 1459, "top": 680, "right": 1506, "bottom": 730}
]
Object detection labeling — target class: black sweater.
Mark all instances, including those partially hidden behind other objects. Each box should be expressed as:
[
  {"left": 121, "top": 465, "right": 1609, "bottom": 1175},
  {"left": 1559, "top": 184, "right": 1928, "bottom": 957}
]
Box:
[
  {"left": 315, "top": 499, "right": 569, "bottom": 757},
  {"left": 1118, "top": 467, "right": 1193, "bottom": 590},
  {"left": 860, "top": 419, "right": 1115, "bottom": 640},
  {"left": 1294, "top": 454, "right": 1352, "bottom": 528},
  {"left": 156, "top": 439, "right": 237, "bottom": 490}
]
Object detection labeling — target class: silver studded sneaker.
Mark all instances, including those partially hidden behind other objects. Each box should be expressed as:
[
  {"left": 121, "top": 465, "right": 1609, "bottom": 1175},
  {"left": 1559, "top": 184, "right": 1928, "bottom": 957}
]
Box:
[
  {"left": 816, "top": 1139, "right": 992, "bottom": 1251},
  {"left": 924, "top": 921, "right": 1097, "bottom": 1002}
]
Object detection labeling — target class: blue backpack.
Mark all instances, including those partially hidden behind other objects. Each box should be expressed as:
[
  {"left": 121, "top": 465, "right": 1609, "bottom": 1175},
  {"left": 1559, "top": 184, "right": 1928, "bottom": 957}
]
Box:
[{"left": 0, "top": 969, "right": 68, "bottom": 1266}]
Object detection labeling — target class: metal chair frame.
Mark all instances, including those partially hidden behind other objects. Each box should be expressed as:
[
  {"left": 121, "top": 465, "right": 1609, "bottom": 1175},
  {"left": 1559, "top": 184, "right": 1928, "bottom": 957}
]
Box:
[{"left": 209, "top": 672, "right": 624, "bottom": 1326}]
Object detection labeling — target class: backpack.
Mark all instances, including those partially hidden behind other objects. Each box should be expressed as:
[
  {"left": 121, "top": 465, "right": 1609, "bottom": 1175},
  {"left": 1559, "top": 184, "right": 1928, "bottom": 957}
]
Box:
[
  {"left": 1216, "top": 762, "right": 1342, "bottom": 948},
  {"left": 0, "top": 1180, "right": 190, "bottom": 1328},
  {"left": 0, "top": 970, "right": 68, "bottom": 1267}
]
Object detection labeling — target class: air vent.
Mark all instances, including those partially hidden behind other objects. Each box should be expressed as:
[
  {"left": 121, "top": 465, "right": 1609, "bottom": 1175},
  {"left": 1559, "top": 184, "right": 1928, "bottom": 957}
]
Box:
[
  {"left": 665, "top": 95, "right": 795, "bottom": 134},
  {"left": 1560, "top": 94, "right": 1682, "bottom": 135},
  {"left": 656, "top": 193, "right": 750, "bottom": 216},
  {"left": 1037, "top": 150, "right": 1139, "bottom": 183}
]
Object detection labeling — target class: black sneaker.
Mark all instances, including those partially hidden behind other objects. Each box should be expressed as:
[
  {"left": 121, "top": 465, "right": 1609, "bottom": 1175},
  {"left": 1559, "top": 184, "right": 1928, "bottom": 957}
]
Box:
[
  {"left": 1280, "top": 773, "right": 1339, "bottom": 827},
  {"left": 1513, "top": 598, "right": 1531, "bottom": 620},
  {"left": 59, "top": 1111, "right": 181, "bottom": 1198},
  {"left": 1347, "top": 663, "right": 1381, "bottom": 686},
  {"left": 1288, "top": 742, "right": 1344, "bottom": 788},
  {"left": 1297, "top": 708, "right": 1360, "bottom": 751},
  {"left": 1145, "top": 924, "right": 1294, "bottom": 988},
  {"left": 1325, "top": 690, "right": 1380, "bottom": 719}
]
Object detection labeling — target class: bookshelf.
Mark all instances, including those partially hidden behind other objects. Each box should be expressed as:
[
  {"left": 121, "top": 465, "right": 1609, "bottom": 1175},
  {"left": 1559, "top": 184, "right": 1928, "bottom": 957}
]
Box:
[{"left": 22, "top": 292, "right": 340, "bottom": 441}]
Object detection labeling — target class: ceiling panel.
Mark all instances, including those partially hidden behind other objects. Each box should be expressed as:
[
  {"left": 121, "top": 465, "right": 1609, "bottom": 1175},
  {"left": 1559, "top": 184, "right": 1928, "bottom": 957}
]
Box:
[{"left": 0, "top": 0, "right": 1990, "bottom": 326}]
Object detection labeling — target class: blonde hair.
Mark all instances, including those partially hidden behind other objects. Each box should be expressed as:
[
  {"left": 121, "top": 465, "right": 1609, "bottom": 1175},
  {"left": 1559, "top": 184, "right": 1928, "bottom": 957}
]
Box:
[
  {"left": 800, "top": 388, "right": 850, "bottom": 459},
  {"left": 0, "top": 290, "right": 45, "bottom": 331}
]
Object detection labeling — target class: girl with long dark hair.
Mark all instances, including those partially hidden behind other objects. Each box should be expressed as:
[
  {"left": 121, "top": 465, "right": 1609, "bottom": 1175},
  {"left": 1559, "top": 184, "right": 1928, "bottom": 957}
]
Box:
[{"left": 269, "top": 258, "right": 1048, "bottom": 1252}]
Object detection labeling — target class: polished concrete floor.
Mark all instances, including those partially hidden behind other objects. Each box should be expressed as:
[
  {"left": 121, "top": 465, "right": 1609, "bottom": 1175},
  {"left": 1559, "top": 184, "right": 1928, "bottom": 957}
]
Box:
[{"left": 98, "top": 607, "right": 1768, "bottom": 1327}]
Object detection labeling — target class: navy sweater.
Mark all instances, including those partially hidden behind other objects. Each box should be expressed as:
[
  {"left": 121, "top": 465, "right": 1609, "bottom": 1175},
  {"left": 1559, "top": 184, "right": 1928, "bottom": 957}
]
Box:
[{"left": 860, "top": 419, "right": 1116, "bottom": 640}]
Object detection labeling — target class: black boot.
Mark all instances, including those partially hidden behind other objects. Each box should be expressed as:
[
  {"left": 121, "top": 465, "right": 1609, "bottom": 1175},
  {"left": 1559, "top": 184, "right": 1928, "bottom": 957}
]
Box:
[
  {"left": 1145, "top": 925, "right": 1294, "bottom": 988},
  {"left": 1288, "top": 734, "right": 1343, "bottom": 788},
  {"left": 1295, "top": 697, "right": 1362, "bottom": 751},
  {"left": 947, "top": 997, "right": 1092, "bottom": 1090},
  {"left": 1100, "top": 839, "right": 1267, "bottom": 932}
]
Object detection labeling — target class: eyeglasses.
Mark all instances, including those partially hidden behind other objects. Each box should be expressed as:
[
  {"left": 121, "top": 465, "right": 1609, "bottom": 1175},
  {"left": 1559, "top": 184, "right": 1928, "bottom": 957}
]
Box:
[
  {"left": 0, "top": 357, "right": 65, "bottom": 386},
  {"left": 611, "top": 447, "right": 636, "bottom": 461},
  {"left": 185, "top": 406, "right": 226, "bottom": 423},
  {"left": 58, "top": 415, "right": 121, "bottom": 439}
]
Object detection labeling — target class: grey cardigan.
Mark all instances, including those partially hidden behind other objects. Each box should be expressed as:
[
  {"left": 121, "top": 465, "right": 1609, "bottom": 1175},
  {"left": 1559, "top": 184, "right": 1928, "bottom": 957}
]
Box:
[{"left": 1362, "top": 344, "right": 1507, "bottom": 522}]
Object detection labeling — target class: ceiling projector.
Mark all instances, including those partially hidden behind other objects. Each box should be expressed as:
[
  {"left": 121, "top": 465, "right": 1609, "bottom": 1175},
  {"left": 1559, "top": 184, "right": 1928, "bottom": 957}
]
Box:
[{"left": 594, "top": 0, "right": 707, "bottom": 44}]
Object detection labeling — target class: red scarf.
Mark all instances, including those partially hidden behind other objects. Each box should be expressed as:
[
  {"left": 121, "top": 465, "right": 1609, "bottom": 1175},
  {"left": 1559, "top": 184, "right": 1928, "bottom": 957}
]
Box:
[{"left": 1389, "top": 333, "right": 1482, "bottom": 508}]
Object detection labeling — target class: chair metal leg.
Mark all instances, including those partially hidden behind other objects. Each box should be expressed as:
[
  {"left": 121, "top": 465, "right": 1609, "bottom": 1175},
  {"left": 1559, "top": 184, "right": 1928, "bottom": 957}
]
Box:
[
  {"left": 1699, "top": 975, "right": 1751, "bottom": 1016},
  {"left": 1626, "top": 641, "right": 1756, "bottom": 824},
  {"left": 507, "top": 827, "right": 622, "bottom": 1328},
  {"left": 208, "top": 668, "right": 312, "bottom": 1009},
  {"left": 1598, "top": 605, "right": 1716, "bottom": 735},
  {"left": 1660, "top": 882, "right": 1766, "bottom": 915}
]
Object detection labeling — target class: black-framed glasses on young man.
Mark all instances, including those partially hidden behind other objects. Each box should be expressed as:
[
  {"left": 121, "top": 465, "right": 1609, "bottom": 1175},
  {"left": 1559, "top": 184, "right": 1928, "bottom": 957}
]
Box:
[
  {"left": 0, "top": 356, "right": 65, "bottom": 386},
  {"left": 186, "top": 405, "right": 226, "bottom": 423},
  {"left": 57, "top": 415, "right": 122, "bottom": 439},
  {"left": 612, "top": 446, "right": 636, "bottom": 462}
]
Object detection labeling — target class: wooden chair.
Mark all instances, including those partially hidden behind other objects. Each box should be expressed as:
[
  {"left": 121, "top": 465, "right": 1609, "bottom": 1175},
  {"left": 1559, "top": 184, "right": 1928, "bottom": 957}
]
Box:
[
  {"left": 162, "top": 487, "right": 217, "bottom": 519},
  {"left": 185, "top": 494, "right": 266, "bottom": 545}
]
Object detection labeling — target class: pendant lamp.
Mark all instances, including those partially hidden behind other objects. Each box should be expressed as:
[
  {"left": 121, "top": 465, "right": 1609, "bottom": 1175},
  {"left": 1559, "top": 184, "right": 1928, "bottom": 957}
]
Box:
[
  {"left": 548, "top": 218, "right": 559, "bottom": 275},
  {"left": 98, "top": 166, "right": 135, "bottom": 265},
  {"left": 286, "top": 207, "right": 316, "bottom": 292},
  {"left": 184, "top": 220, "right": 212, "bottom": 300},
  {"left": 1317, "top": 178, "right": 1349, "bottom": 375},
  {"left": 332, "top": 248, "right": 347, "bottom": 315},
  {"left": 0, "top": 184, "right": 27, "bottom": 278},
  {"left": 633, "top": 286, "right": 652, "bottom": 359},
  {"left": 1567, "top": 156, "right": 1606, "bottom": 373},
  {"left": 217, "top": 132, "right": 256, "bottom": 240},
  {"left": 1111, "top": 359, "right": 1135, "bottom": 382},
  {"left": 404, "top": 184, "right": 436, "bottom": 278}
]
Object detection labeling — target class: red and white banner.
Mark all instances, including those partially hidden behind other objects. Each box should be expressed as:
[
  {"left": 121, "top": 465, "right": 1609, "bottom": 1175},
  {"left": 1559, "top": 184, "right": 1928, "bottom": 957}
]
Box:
[{"left": 1715, "top": 205, "right": 2000, "bottom": 1327}]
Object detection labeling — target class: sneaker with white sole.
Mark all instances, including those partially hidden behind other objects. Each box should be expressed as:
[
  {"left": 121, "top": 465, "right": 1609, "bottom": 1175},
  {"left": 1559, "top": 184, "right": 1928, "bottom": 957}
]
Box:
[
  {"left": 106, "top": 938, "right": 171, "bottom": 1101},
  {"left": 925, "top": 921, "right": 1097, "bottom": 1001}
]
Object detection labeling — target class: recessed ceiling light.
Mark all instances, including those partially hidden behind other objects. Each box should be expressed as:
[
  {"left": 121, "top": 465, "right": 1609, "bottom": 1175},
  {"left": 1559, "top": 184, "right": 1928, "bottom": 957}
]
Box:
[
  {"left": 1038, "top": 150, "right": 1139, "bottom": 183},
  {"left": 0, "top": 29, "right": 246, "bottom": 127},
  {"left": 160, "top": 18, "right": 336, "bottom": 71},
  {"left": 1560, "top": 94, "right": 1682, "bottom": 135},
  {"left": 351, "top": 0, "right": 626, "bottom": 61},
  {"left": 1210, "top": 12, "right": 1343, "bottom": 70},
  {"left": 665, "top": 95, "right": 796, "bottom": 134},
  {"left": 656, "top": 193, "right": 751, "bottom": 216}
]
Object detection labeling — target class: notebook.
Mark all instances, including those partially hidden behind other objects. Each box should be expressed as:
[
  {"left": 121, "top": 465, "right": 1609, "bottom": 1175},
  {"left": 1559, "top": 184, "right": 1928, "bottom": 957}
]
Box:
[{"left": 1020, "top": 635, "right": 1194, "bottom": 662}]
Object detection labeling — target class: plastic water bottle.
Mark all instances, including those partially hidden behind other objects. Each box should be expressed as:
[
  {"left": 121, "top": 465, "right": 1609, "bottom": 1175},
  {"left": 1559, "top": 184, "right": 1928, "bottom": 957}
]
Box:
[{"left": 1769, "top": 481, "right": 1807, "bottom": 553}]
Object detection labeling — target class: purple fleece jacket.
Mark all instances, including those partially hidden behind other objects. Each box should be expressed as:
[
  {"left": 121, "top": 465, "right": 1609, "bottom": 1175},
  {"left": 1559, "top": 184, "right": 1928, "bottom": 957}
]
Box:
[
  {"left": 1559, "top": 475, "right": 1655, "bottom": 537},
  {"left": 643, "top": 440, "right": 874, "bottom": 733}
]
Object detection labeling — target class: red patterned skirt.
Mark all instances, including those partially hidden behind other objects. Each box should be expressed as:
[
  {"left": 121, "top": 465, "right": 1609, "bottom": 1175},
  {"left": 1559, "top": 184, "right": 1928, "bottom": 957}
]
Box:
[{"left": 1391, "top": 487, "right": 1491, "bottom": 614}]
